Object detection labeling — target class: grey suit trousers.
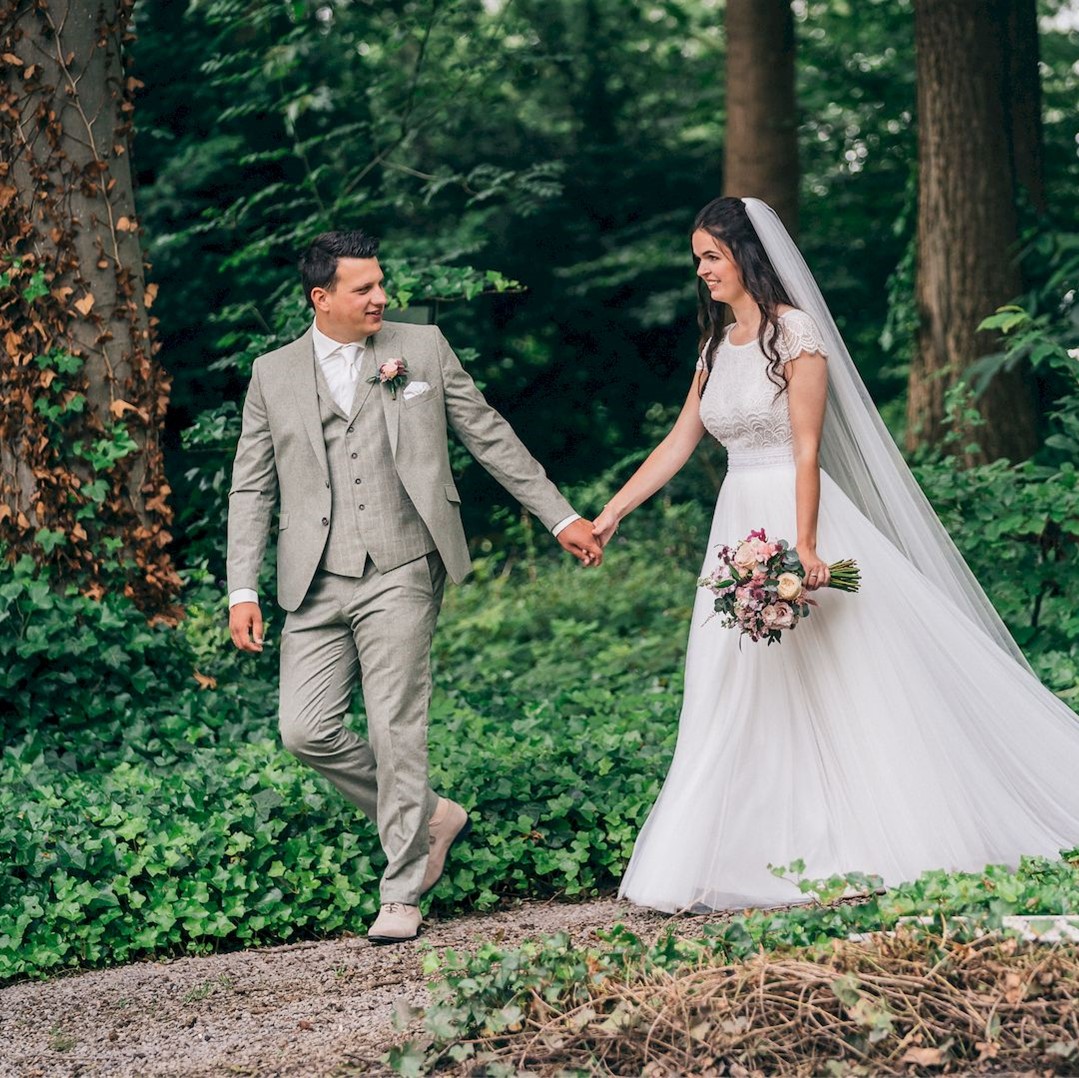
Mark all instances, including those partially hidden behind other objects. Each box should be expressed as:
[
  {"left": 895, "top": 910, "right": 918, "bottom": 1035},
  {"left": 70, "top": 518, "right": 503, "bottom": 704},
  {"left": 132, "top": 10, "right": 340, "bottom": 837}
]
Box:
[{"left": 278, "top": 553, "right": 446, "bottom": 903}]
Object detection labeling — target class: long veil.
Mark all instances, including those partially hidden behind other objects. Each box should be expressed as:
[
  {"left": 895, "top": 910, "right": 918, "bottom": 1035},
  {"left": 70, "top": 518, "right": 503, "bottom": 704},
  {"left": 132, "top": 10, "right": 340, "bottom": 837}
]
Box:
[{"left": 741, "top": 197, "right": 1030, "bottom": 670}]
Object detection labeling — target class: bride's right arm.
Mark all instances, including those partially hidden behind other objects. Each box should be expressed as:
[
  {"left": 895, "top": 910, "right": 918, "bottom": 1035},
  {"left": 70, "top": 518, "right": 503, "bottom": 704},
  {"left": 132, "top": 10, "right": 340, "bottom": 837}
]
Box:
[{"left": 592, "top": 372, "right": 707, "bottom": 544}]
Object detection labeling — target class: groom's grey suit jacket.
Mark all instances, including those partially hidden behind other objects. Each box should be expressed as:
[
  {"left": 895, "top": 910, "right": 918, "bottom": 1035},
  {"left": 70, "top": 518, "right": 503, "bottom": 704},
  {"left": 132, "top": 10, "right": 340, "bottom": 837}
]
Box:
[{"left": 227, "top": 321, "right": 575, "bottom": 611}]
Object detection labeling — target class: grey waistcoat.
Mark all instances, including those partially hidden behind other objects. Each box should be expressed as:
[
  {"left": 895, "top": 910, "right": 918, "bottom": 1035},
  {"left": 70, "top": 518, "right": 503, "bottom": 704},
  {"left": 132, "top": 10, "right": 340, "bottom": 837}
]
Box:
[{"left": 316, "top": 362, "right": 435, "bottom": 577}]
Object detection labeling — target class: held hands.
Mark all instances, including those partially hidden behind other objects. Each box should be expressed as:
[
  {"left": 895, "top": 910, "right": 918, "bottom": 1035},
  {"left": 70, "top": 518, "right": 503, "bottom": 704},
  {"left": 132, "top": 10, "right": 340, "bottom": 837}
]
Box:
[
  {"left": 558, "top": 517, "right": 604, "bottom": 567},
  {"left": 796, "top": 546, "right": 831, "bottom": 590},
  {"left": 229, "top": 601, "right": 265, "bottom": 653}
]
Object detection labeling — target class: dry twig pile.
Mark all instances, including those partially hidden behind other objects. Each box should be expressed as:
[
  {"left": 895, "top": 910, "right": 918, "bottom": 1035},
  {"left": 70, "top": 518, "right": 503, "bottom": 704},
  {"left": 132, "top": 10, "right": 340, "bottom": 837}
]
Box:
[{"left": 453, "top": 930, "right": 1079, "bottom": 1076}]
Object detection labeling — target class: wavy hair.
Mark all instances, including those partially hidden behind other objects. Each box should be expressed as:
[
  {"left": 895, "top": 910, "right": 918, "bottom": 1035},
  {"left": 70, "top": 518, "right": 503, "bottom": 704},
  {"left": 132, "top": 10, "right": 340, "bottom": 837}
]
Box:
[{"left": 693, "top": 197, "right": 793, "bottom": 395}]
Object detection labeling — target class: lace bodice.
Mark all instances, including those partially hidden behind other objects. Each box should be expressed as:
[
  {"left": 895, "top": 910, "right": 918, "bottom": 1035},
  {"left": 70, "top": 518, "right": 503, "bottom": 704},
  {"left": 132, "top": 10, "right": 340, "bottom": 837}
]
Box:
[{"left": 697, "top": 309, "right": 827, "bottom": 467}]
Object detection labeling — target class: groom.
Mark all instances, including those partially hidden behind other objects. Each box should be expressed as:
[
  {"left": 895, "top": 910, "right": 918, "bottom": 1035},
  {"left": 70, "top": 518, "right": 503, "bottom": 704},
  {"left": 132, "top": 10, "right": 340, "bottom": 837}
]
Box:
[{"left": 226, "top": 231, "right": 601, "bottom": 943}]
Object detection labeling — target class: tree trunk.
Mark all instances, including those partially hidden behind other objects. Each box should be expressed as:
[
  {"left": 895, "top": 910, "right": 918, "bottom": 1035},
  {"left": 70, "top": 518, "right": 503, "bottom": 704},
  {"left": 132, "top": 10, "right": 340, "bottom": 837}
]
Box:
[
  {"left": 724, "top": 0, "right": 799, "bottom": 237},
  {"left": 0, "top": 0, "right": 178, "bottom": 609},
  {"left": 1005, "top": 0, "right": 1045, "bottom": 215},
  {"left": 909, "top": 0, "right": 1039, "bottom": 461}
]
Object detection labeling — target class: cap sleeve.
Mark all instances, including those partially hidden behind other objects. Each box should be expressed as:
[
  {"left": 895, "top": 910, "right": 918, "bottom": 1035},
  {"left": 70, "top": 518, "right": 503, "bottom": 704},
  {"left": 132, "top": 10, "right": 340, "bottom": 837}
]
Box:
[
  {"left": 776, "top": 309, "right": 828, "bottom": 362},
  {"left": 695, "top": 355, "right": 707, "bottom": 372}
]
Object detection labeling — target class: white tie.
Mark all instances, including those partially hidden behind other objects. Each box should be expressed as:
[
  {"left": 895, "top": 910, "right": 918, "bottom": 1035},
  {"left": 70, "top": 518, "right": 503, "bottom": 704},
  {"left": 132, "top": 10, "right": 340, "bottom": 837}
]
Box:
[{"left": 343, "top": 343, "right": 363, "bottom": 383}]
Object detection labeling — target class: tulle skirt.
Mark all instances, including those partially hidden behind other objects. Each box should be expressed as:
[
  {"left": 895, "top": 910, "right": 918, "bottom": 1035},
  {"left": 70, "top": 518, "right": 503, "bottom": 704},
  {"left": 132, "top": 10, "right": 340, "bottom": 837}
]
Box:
[{"left": 619, "top": 460, "right": 1079, "bottom": 912}]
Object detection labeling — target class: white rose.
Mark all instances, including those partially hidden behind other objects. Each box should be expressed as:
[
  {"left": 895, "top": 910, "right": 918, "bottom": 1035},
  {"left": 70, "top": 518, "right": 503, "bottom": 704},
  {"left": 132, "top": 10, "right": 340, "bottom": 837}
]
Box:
[
  {"left": 776, "top": 572, "right": 803, "bottom": 601},
  {"left": 733, "top": 542, "right": 758, "bottom": 571}
]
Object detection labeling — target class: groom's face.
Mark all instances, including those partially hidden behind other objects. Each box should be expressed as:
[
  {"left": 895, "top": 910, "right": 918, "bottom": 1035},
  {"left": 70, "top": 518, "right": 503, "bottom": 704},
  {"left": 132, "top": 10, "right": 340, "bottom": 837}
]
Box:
[{"left": 315, "top": 257, "right": 387, "bottom": 339}]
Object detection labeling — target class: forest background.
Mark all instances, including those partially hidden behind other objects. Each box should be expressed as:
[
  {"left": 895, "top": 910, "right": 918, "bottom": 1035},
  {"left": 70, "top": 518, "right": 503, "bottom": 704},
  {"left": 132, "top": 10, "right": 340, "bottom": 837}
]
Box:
[{"left": 1, "top": 0, "right": 1079, "bottom": 994}]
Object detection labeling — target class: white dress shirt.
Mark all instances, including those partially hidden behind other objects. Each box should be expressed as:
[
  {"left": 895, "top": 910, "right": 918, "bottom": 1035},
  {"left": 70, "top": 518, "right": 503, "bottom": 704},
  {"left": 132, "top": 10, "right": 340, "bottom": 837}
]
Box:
[{"left": 228, "top": 322, "right": 579, "bottom": 608}]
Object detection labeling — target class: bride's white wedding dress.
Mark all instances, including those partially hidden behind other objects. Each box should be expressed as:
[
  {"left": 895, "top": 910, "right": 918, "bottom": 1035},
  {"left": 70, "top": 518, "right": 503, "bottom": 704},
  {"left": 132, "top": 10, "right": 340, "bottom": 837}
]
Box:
[{"left": 619, "top": 309, "right": 1079, "bottom": 912}]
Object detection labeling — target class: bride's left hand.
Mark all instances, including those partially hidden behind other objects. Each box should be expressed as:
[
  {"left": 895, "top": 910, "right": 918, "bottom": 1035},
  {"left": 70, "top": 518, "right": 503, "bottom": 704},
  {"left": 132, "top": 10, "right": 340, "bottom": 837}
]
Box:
[
  {"left": 797, "top": 547, "right": 831, "bottom": 591},
  {"left": 592, "top": 505, "right": 620, "bottom": 547}
]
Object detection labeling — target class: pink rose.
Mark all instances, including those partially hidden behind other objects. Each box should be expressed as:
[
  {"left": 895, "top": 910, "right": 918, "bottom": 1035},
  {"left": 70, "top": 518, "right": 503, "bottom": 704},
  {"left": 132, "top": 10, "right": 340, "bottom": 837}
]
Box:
[
  {"left": 761, "top": 604, "right": 778, "bottom": 627},
  {"left": 749, "top": 538, "right": 771, "bottom": 562},
  {"left": 772, "top": 602, "right": 795, "bottom": 628},
  {"left": 379, "top": 358, "right": 406, "bottom": 382}
]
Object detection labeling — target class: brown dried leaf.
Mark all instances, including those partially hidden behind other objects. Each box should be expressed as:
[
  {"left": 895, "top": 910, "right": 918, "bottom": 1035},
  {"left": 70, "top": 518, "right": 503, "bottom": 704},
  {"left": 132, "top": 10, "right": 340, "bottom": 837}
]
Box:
[
  {"left": 115, "top": 215, "right": 136, "bottom": 232},
  {"left": 0, "top": 184, "right": 16, "bottom": 209},
  {"left": 74, "top": 293, "right": 95, "bottom": 316},
  {"left": 109, "top": 399, "right": 140, "bottom": 419},
  {"left": 900, "top": 1047, "right": 945, "bottom": 1067},
  {"left": 23, "top": 64, "right": 36, "bottom": 79},
  {"left": 193, "top": 670, "right": 217, "bottom": 691},
  {"left": 70, "top": 523, "right": 87, "bottom": 542},
  {"left": 1003, "top": 971, "right": 1025, "bottom": 1005},
  {"left": 2, "top": 53, "right": 24, "bottom": 66},
  {"left": 144, "top": 282, "right": 158, "bottom": 308}
]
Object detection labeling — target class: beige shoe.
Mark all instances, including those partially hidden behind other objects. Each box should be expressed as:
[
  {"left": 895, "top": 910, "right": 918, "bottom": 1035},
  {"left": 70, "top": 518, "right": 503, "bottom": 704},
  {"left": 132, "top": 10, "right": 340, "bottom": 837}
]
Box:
[
  {"left": 421, "top": 798, "right": 472, "bottom": 895},
  {"left": 367, "top": 902, "right": 422, "bottom": 945}
]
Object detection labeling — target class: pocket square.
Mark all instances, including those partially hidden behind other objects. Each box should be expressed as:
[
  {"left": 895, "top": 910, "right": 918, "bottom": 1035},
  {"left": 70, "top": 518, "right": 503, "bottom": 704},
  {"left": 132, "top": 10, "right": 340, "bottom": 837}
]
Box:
[{"left": 402, "top": 380, "right": 431, "bottom": 401}]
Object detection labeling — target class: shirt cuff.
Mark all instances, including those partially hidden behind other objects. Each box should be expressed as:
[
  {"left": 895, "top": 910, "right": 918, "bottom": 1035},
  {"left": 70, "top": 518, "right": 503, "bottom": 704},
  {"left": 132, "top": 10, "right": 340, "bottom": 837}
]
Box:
[
  {"left": 229, "top": 589, "right": 260, "bottom": 608},
  {"left": 552, "top": 514, "right": 581, "bottom": 537}
]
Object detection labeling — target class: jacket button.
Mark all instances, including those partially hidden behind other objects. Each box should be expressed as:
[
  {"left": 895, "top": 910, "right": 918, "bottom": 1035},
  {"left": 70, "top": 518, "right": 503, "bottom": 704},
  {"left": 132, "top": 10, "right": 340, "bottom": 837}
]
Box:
[
  {"left": 358, "top": 504, "right": 365, "bottom": 510},
  {"left": 354, "top": 477, "right": 362, "bottom": 484},
  {"left": 347, "top": 426, "right": 354, "bottom": 434},
  {"left": 351, "top": 452, "right": 358, "bottom": 459},
  {"left": 321, "top": 517, "right": 329, "bottom": 526}
]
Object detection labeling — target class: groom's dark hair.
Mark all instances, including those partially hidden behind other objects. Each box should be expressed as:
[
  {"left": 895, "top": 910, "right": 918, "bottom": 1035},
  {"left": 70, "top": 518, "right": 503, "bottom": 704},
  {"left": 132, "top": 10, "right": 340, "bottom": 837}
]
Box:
[{"left": 300, "top": 230, "right": 381, "bottom": 308}]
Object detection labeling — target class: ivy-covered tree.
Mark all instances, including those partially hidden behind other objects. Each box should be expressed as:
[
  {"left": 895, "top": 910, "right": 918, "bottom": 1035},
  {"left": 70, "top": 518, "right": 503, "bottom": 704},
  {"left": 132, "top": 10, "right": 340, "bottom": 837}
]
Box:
[{"left": 0, "top": 0, "right": 178, "bottom": 609}]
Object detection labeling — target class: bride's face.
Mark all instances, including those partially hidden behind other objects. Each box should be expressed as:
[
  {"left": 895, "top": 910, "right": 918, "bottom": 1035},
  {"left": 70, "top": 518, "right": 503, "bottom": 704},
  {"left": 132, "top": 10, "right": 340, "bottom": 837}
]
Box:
[{"left": 692, "top": 229, "right": 746, "bottom": 306}]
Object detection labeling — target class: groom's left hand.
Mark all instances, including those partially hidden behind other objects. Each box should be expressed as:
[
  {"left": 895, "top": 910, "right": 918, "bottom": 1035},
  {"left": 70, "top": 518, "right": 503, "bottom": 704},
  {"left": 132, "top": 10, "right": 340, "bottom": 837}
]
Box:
[{"left": 558, "top": 518, "right": 604, "bottom": 567}]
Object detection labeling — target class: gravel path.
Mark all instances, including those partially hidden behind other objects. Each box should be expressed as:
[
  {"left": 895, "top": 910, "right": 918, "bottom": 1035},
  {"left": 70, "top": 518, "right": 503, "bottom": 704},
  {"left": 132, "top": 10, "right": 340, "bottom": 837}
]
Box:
[{"left": 0, "top": 898, "right": 677, "bottom": 1078}]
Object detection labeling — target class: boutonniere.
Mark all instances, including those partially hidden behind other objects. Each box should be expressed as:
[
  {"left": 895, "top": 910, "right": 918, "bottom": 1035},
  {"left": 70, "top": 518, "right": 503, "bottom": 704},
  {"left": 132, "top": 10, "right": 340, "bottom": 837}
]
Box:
[{"left": 368, "top": 357, "right": 408, "bottom": 399}]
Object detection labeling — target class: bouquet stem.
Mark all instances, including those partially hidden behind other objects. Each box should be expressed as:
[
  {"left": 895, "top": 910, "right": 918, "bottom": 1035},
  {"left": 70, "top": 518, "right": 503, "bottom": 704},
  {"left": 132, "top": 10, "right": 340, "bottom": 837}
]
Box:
[{"left": 824, "top": 558, "right": 861, "bottom": 593}]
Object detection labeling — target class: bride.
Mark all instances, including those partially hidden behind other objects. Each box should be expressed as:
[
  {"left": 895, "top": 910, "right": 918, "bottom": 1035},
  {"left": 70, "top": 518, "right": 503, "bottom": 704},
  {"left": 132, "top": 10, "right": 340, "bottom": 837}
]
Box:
[{"left": 592, "top": 196, "right": 1079, "bottom": 913}]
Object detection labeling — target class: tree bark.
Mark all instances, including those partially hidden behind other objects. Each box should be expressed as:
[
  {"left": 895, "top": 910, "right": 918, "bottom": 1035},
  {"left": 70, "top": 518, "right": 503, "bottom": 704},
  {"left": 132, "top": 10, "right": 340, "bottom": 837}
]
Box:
[
  {"left": 910, "top": 0, "right": 1039, "bottom": 461},
  {"left": 1005, "top": 0, "right": 1045, "bottom": 215},
  {"left": 724, "top": 0, "right": 799, "bottom": 237},
  {"left": 0, "top": 0, "right": 178, "bottom": 608}
]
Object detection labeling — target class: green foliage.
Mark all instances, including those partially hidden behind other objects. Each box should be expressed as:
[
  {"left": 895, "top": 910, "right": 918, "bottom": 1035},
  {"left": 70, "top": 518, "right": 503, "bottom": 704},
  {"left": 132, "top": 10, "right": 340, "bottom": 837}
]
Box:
[
  {"left": 0, "top": 556, "right": 268, "bottom": 753},
  {"left": 915, "top": 455, "right": 1079, "bottom": 701}
]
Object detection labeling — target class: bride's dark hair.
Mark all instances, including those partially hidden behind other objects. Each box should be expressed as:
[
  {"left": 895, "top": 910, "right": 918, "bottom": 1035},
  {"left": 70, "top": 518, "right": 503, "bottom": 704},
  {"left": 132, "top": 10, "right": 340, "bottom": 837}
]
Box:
[{"left": 693, "top": 196, "right": 794, "bottom": 394}]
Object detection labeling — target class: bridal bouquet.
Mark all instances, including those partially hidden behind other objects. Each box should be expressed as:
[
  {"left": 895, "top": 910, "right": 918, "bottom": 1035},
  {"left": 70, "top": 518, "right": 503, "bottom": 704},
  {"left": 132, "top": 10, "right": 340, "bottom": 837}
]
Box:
[{"left": 699, "top": 528, "right": 860, "bottom": 644}]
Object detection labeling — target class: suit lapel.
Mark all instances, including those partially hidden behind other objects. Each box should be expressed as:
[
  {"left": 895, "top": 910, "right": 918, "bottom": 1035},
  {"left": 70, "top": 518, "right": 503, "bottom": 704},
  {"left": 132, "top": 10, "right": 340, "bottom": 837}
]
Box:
[
  {"left": 371, "top": 324, "right": 401, "bottom": 458},
  {"left": 290, "top": 329, "right": 330, "bottom": 477}
]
